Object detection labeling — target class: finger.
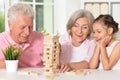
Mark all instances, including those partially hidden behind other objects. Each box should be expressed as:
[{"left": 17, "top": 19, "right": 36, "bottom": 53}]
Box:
[
  {"left": 108, "top": 36, "right": 111, "bottom": 40},
  {"left": 105, "top": 36, "right": 111, "bottom": 43},
  {"left": 59, "top": 64, "right": 65, "bottom": 72},
  {"left": 65, "top": 67, "right": 71, "bottom": 72},
  {"left": 61, "top": 65, "right": 69, "bottom": 73},
  {"left": 60, "top": 64, "right": 65, "bottom": 69}
]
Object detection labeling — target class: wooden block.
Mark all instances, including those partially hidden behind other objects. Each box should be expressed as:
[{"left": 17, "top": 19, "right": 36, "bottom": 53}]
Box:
[
  {"left": 65, "top": 70, "right": 91, "bottom": 76},
  {"left": 18, "top": 70, "right": 41, "bottom": 76}
]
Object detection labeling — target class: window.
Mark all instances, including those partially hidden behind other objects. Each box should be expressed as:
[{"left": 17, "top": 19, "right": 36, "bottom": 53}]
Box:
[
  {"left": 0, "top": 0, "right": 5, "bottom": 32},
  {"left": 80, "top": 0, "right": 120, "bottom": 40},
  {"left": 80, "top": 0, "right": 120, "bottom": 28},
  {"left": 84, "top": 2, "right": 109, "bottom": 18},
  {"left": 4, "top": 0, "right": 54, "bottom": 34}
]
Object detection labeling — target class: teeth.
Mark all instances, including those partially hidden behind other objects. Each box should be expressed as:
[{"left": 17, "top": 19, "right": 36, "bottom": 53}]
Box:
[
  {"left": 77, "top": 34, "right": 82, "bottom": 37},
  {"left": 96, "top": 38, "right": 101, "bottom": 41},
  {"left": 21, "top": 34, "right": 28, "bottom": 38},
  {"left": 22, "top": 36, "right": 27, "bottom": 38},
  {"left": 22, "top": 35, "right": 27, "bottom": 37},
  {"left": 78, "top": 35, "right": 82, "bottom": 37}
]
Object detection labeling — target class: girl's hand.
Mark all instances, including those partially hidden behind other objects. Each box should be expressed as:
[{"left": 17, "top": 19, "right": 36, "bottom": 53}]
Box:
[{"left": 101, "top": 36, "right": 111, "bottom": 47}]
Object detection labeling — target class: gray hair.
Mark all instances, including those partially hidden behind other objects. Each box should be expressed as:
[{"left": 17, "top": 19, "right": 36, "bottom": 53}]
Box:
[
  {"left": 8, "top": 3, "right": 34, "bottom": 23},
  {"left": 67, "top": 9, "right": 94, "bottom": 37}
]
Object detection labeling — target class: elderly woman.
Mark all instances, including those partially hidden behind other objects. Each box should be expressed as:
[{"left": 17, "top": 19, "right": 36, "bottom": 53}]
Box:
[{"left": 59, "top": 9, "right": 95, "bottom": 72}]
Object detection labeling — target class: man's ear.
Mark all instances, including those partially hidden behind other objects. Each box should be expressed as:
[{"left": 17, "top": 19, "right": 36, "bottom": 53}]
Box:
[
  {"left": 8, "top": 21, "right": 12, "bottom": 30},
  {"left": 108, "top": 27, "right": 113, "bottom": 35}
]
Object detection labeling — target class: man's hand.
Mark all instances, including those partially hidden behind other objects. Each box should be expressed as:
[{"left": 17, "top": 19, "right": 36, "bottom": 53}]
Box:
[{"left": 0, "top": 59, "right": 6, "bottom": 68}]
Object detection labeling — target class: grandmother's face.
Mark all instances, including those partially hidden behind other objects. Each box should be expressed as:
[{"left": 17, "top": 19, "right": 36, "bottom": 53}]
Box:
[
  {"left": 71, "top": 17, "right": 90, "bottom": 46},
  {"left": 8, "top": 15, "right": 33, "bottom": 44}
]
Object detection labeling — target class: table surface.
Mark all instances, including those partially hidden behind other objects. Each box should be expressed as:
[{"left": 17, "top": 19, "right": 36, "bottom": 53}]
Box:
[{"left": 0, "top": 68, "right": 120, "bottom": 80}]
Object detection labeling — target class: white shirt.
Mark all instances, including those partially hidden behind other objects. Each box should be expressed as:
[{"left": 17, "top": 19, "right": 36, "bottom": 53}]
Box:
[
  {"left": 98, "top": 41, "right": 120, "bottom": 70},
  {"left": 59, "top": 33, "right": 95, "bottom": 63}
]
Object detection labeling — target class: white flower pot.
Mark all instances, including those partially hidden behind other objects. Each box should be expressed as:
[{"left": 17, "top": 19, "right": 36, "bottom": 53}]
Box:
[{"left": 5, "top": 60, "right": 18, "bottom": 72}]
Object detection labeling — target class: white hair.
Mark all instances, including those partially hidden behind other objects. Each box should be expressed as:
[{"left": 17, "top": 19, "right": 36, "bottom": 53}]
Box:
[{"left": 8, "top": 3, "right": 34, "bottom": 23}]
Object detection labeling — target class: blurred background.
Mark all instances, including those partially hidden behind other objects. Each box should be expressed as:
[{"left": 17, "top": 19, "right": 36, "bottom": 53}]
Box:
[{"left": 0, "top": 0, "right": 120, "bottom": 38}]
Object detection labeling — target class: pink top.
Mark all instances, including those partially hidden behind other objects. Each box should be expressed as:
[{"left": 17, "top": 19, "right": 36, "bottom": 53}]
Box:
[
  {"left": 0, "top": 31, "right": 44, "bottom": 68},
  {"left": 59, "top": 33, "right": 95, "bottom": 63}
]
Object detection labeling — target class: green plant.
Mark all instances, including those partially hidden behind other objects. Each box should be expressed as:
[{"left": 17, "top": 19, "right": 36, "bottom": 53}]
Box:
[
  {"left": 0, "top": 12, "right": 5, "bottom": 32},
  {"left": 41, "top": 29, "right": 49, "bottom": 36},
  {"left": 2, "top": 45, "right": 22, "bottom": 60}
]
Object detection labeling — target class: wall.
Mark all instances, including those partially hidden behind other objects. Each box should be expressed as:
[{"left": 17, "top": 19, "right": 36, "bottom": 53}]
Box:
[{"left": 54, "top": 0, "right": 81, "bottom": 35}]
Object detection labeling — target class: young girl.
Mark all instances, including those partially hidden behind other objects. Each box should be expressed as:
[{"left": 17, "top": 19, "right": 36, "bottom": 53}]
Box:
[{"left": 89, "top": 14, "right": 120, "bottom": 70}]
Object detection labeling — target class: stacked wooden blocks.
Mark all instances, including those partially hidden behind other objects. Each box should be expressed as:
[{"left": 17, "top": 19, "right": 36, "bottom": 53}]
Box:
[{"left": 43, "top": 35, "right": 60, "bottom": 75}]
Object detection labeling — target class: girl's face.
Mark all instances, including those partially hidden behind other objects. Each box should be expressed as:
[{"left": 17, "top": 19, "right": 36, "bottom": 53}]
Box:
[
  {"left": 92, "top": 22, "right": 109, "bottom": 42},
  {"left": 71, "top": 17, "right": 90, "bottom": 45}
]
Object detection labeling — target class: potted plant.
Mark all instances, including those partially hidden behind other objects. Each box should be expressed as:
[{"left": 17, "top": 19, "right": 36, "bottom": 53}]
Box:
[{"left": 2, "top": 45, "right": 22, "bottom": 72}]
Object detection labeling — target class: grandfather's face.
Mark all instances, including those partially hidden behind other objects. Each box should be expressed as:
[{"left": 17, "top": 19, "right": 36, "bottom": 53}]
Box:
[{"left": 9, "top": 15, "right": 33, "bottom": 44}]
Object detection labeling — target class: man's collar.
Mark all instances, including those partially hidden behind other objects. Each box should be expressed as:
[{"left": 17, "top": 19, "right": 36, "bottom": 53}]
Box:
[{"left": 7, "top": 30, "right": 31, "bottom": 49}]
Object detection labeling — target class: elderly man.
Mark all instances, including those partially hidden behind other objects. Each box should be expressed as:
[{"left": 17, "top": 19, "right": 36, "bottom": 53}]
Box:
[{"left": 0, "top": 3, "right": 44, "bottom": 68}]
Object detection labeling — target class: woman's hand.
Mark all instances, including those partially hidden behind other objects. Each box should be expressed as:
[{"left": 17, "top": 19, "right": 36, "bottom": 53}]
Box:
[{"left": 59, "top": 63, "right": 71, "bottom": 73}]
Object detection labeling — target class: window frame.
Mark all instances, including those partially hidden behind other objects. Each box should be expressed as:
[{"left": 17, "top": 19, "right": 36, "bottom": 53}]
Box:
[
  {"left": 4, "top": 0, "right": 54, "bottom": 34},
  {"left": 80, "top": 0, "right": 120, "bottom": 28}
]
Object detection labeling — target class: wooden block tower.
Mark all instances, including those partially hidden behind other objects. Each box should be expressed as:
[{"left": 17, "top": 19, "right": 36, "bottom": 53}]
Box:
[{"left": 43, "top": 35, "right": 60, "bottom": 75}]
